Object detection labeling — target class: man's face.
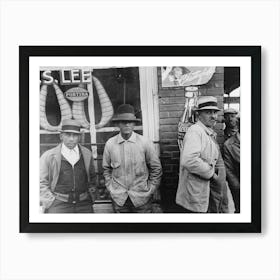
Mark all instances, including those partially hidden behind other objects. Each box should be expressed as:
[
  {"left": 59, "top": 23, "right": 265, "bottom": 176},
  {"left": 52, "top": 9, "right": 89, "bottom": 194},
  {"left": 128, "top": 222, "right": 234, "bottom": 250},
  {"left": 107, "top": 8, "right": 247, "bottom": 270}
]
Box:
[
  {"left": 117, "top": 121, "right": 135, "bottom": 139},
  {"left": 60, "top": 132, "right": 80, "bottom": 149},
  {"left": 224, "top": 113, "right": 238, "bottom": 128},
  {"left": 198, "top": 110, "right": 218, "bottom": 128}
]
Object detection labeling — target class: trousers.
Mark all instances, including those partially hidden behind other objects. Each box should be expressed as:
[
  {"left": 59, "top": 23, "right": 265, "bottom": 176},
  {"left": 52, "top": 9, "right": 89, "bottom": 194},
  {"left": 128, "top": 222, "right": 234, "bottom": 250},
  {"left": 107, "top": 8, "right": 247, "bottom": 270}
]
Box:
[
  {"left": 46, "top": 198, "right": 93, "bottom": 213},
  {"left": 112, "top": 197, "right": 153, "bottom": 213}
]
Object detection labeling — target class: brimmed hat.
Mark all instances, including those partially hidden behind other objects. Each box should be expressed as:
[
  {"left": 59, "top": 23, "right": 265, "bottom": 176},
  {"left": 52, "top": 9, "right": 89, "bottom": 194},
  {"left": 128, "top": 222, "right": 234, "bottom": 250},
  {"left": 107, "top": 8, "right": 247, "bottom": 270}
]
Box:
[
  {"left": 195, "top": 96, "right": 220, "bottom": 111},
  {"left": 224, "top": 108, "right": 238, "bottom": 115},
  {"left": 60, "top": 119, "right": 81, "bottom": 134},
  {"left": 112, "top": 104, "right": 141, "bottom": 123}
]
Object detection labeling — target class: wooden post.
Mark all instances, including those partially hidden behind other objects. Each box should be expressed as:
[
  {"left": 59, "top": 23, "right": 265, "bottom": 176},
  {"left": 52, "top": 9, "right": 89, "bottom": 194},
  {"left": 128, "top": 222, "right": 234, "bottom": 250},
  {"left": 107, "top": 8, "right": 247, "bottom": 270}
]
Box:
[
  {"left": 87, "top": 69, "right": 98, "bottom": 165},
  {"left": 87, "top": 69, "right": 100, "bottom": 201}
]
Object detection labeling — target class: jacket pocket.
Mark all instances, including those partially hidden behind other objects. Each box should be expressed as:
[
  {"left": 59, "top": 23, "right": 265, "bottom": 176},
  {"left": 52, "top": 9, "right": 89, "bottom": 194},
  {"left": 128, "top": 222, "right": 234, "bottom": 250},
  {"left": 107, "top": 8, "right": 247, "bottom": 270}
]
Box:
[
  {"left": 186, "top": 173, "right": 209, "bottom": 203},
  {"left": 135, "top": 159, "right": 146, "bottom": 177},
  {"left": 188, "top": 172, "right": 208, "bottom": 183}
]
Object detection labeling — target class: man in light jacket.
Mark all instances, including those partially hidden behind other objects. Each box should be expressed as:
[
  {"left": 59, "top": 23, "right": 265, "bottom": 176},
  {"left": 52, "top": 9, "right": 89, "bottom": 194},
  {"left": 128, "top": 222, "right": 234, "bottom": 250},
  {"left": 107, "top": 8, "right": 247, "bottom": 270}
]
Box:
[
  {"left": 103, "top": 104, "right": 162, "bottom": 213},
  {"left": 40, "top": 119, "right": 97, "bottom": 213},
  {"left": 176, "top": 96, "right": 226, "bottom": 213}
]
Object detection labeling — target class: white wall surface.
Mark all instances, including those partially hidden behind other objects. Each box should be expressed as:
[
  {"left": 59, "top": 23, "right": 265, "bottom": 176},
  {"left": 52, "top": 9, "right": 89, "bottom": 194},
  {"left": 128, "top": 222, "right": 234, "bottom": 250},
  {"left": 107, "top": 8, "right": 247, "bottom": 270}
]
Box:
[{"left": 0, "top": 0, "right": 279, "bottom": 279}]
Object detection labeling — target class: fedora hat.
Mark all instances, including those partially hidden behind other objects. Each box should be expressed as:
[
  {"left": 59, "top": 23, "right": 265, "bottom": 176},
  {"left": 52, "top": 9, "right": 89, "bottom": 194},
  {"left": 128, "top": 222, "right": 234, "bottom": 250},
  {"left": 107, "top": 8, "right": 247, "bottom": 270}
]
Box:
[
  {"left": 60, "top": 119, "right": 81, "bottom": 134},
  {"left": 112, "top": 104, "right": 141, "bottom": 123},
  {"left": 195, "top": 96, "right": 220, "bottom": 111}
]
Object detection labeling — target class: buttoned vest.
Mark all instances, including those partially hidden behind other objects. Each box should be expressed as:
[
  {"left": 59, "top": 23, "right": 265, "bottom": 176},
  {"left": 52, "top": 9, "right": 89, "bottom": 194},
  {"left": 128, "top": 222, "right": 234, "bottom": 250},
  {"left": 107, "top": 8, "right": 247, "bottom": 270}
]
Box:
[{"left": 54, "top": 154, "right": 88, "bottom": 195}]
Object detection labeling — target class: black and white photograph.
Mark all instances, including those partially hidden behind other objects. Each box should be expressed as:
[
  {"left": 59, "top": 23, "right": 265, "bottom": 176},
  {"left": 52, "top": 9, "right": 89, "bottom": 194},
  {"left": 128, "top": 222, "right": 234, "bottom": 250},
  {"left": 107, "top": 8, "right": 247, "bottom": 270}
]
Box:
[
  {"left": 20, "top": 46, "right": 261, "bottom": 233},
  {"left": 3, "top": 1, "right": 280, "bottom": 280},
  {"left": 39, "top": 66, "right": 239, "bottom": 214}
]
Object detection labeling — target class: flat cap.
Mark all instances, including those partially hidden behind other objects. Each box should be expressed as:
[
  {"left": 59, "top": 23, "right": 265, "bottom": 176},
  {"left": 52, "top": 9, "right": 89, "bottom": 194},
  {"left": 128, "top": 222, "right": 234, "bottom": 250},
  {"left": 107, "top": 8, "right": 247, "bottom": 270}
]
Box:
[{"left": 224, "top": 108, "right": 238, "bottom": 114}]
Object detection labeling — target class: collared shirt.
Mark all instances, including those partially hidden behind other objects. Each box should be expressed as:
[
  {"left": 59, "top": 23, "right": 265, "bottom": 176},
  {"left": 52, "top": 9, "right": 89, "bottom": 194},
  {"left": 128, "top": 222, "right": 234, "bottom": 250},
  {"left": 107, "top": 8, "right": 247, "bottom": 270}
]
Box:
[
  {"left": 61, "top": 143, "right": 80, "bottom": 166},
  {"left": 198, "top": 120, "right": 217, "bottom": 140},
  {"left": 102, "top": 132, "right": 162, "bottom": 207}
]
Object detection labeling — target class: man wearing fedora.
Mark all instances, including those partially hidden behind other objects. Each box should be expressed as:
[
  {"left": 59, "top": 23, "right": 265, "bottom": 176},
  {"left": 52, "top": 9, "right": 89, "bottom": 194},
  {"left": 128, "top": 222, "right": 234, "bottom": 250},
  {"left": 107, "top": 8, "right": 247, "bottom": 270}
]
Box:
[
  {"left": 40, "top": 119, "right": 97, "bottom": 213},
  {"left": 176, "top": 96, "right": 227, "bottom": 213},
  {"left": 223, "top": 108, "right": 239, "bottom": 141},
  {"left": 102, "top": 104, "right": 162, "bottom": 213}
]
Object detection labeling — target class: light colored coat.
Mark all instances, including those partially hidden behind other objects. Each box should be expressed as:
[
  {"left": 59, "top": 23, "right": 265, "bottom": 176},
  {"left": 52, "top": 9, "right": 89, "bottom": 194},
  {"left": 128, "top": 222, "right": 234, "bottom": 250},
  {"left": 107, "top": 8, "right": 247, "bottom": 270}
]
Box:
[
  {"left": 176, "top": 121, "right": 219, "bottom": 212},
  {"left": 103, "top": 132, "right": 162, "bottom": 207}
]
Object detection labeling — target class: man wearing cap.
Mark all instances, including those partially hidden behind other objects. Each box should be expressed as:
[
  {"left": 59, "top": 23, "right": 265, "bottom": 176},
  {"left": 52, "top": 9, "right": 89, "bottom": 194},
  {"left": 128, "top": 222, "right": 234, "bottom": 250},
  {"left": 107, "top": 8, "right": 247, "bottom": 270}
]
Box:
[
  {"left": 40, "top": 119, "right": 97, "bottom": 213},
  {"left": 102, "top": 104, "right": 162, "bottom": 213},
  {"left": 224, "top": 108, "right": 239, "bottom": 141},
  {"left": 176, "top": 96, "right": 227, "bottom": 213}
]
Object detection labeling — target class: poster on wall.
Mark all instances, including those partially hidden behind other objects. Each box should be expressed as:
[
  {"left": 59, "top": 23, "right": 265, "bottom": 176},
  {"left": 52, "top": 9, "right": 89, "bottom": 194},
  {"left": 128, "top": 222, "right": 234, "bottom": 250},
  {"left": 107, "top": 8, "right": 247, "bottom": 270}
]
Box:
[
  {"left": 161, "top": 66, "right": 216, "bottom": 87},
  {"left": 20, "top": 46, "right": 261, "bottom": 233}
]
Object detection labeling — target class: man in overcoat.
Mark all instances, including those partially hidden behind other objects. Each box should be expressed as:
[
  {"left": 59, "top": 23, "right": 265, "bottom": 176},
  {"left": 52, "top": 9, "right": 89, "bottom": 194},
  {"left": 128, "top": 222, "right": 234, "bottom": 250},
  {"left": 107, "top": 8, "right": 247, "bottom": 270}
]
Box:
[{"left": 176, "top": 96, "right": 227, "bottom": 213}]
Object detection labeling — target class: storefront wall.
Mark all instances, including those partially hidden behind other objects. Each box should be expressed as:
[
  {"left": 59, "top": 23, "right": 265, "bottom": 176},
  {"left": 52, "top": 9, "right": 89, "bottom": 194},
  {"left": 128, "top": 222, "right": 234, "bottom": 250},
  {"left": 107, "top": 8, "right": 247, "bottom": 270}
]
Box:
[
  {"left": 39, "top": 67, "right": 159, "bottom": 211},
  {"left": 39, "top": 66, "right": 224, "bottom": 212},
  {"left": 157, "top": 67, "right": 224, "bottom": 211}
]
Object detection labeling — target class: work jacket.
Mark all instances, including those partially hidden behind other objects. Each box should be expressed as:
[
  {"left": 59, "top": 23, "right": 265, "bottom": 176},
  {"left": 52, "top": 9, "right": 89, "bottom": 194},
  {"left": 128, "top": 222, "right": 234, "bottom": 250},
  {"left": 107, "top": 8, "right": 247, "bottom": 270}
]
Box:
[
  {"left": 103, "top": 132, "right": 162, "bottom": 207},
  {"left": 40, "top": 144, "right": 96, "bottom": 210},
  {"left": 176, "top": 121, "right": 219, "bottom": 212},
  {"left": 223, "top": 132, "right": 240, "bottom": 190}
]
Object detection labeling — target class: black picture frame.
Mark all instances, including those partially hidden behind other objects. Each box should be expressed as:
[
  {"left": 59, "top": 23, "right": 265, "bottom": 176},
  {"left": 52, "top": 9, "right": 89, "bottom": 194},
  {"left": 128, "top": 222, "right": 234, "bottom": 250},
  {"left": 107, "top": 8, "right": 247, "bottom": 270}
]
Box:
[{"left": 20, "top": 46, "right": 261, "bottom": 233}]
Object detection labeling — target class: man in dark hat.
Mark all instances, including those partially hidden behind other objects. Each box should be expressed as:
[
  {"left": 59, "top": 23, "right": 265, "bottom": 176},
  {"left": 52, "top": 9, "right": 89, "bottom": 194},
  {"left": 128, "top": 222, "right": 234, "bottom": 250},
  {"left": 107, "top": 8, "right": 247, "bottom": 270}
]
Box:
[
  {"left": 40, "top": 119, "right": 97, "bottom": 213},
  {"left": 176, "top": 96, "right": 227, "bottom": 213},
  {"left": 102, "top": 104, "right": 162, "bottom": 213},
  {"left": 223, "top": 108, "right": 239, "bottom": 141}
]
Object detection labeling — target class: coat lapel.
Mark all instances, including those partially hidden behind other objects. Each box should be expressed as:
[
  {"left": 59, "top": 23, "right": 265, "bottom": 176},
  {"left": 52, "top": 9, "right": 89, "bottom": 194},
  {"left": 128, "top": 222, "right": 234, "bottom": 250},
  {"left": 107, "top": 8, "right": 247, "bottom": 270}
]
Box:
[
  {"left": 79, "top": 145, "right": 90, "bottom": 180},
  {"left": 51, "top": 144, "right": 62, "bottom": 189}
]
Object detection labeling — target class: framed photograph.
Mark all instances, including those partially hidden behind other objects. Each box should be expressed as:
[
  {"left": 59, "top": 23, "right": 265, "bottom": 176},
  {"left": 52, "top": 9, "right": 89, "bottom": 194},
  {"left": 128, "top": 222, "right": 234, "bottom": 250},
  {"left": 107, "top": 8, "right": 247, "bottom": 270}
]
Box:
[{"left": 20, "top": 46, "right": 261, "bottom": 233}]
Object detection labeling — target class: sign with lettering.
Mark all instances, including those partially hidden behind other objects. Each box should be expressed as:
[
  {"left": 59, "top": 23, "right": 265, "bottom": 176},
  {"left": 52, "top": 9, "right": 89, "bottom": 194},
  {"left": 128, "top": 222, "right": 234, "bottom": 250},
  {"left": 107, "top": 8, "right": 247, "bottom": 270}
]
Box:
[
  {"left": 41, "top": 69, "right": 92, "bottom": 85},
  {"left": 39, "top": 68, "right": 114, "bottom": 132},
  {"left": 65, "top": 87, "right": 89, "bottom": 102}
]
